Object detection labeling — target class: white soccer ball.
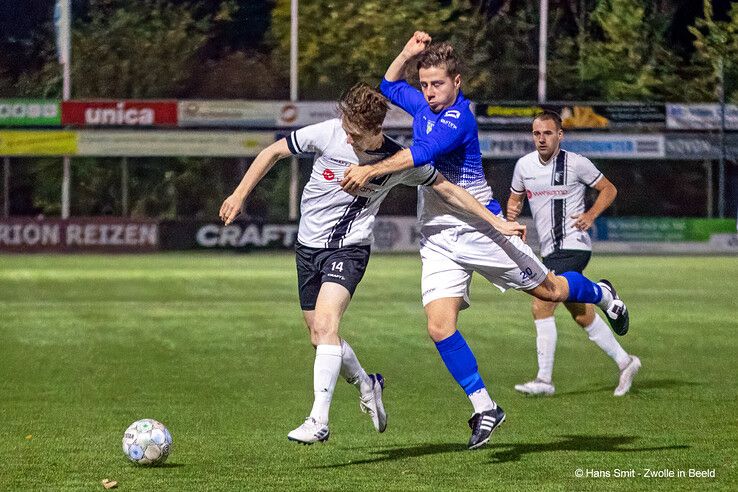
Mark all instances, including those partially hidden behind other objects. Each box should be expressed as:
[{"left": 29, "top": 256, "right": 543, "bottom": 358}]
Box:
[{"left": 122, "top": 419, "right": 172, "bottom": 466}]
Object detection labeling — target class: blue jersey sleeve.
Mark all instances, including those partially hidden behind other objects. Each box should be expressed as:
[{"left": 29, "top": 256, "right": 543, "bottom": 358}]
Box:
[
  {"left": 409, "top": 110, "right": 468, "bottom": 167},
  {"left": 380, "top": 78, "right": 426, "bottom": 116}
]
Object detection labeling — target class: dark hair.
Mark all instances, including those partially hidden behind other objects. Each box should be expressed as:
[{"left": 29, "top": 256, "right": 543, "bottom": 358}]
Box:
[
  {"left": 416, "top": 42, "right": 461, "bottom": 77},
  {"left": 338, "top": 82, "right": 389, "bottom": 131},
  {"left": 534, "top": 110, "right": 563, "bottom": 130}
]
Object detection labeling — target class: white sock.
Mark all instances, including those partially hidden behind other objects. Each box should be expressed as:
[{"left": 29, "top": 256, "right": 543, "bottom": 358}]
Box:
[
  {"left": 468, "top": 387, "right": 495, "bottom": 413},
  {"left": 596, "top": 284, "right": 614, "bottom": 310},
  {"left": 339, "top": 339, "right": 372, "bottom": 395},
  {"left": 535, "top": 317, "right": 557, "bottom": 383},
  {"left": 309, "top": 344, "right": 343, "bottom": 425},
  {"left": 584, "top": 315, "right": 630, "bottom": 370}
]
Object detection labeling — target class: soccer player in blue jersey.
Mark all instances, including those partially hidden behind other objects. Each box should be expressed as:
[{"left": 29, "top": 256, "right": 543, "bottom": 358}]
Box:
[{"left": 341, "top": 32, "right": 630, "bottom": 449}]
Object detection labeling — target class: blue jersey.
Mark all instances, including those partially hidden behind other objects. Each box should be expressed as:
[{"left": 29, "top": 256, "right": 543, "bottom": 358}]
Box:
[{"left": 381, "top": 78, "right": 499, "bottom": 226}]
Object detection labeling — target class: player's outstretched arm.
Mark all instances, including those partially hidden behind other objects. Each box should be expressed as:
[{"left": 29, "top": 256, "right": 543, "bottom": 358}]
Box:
[
  {"left": 571, "top": 176, "right": 617, "bottom": 231},
  {"left": 341, "top": 148, "right": 415, "bottom": 193},
  {"left": 431, "top": 174, "right": 526, "bottom": 240},
  {"left": 507, "top": 191, "right": 525, "bottom": 222},
  {"left": 385, "top": 31, "right": 431, "bottom": 82},
  {"left": 219, "top": 139, "right": 291, "bottom": 225}
]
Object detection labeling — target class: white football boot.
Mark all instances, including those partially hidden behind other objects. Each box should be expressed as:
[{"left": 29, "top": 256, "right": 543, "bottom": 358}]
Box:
[
  {"left": 359, "top": 373, "right": 387, "bottom": 432},
  {"left": 614, "top": 355, "right": 641, "bottom": 396},
  {"left": 514, "top": 378, "right": 556, "bottom": 396},
  {"left": 287, "top": 417, "right": 330, "bottom": 445}
]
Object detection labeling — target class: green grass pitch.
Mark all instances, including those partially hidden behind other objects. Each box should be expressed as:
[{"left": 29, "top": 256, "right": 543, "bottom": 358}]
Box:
[{"left": 0, "top": 253, "right": 736, "bottom": 490}]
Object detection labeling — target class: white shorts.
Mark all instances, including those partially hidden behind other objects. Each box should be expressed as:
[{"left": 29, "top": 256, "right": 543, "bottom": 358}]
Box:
[{"left": 420, "top": 223, "right": 548, "bottom": 308}]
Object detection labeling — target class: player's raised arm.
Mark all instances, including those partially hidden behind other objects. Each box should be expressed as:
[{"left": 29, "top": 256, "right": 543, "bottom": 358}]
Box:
[
  {"left": 430, "top": 174, "right": 526, "bottom": 240},
  {"left": 219, "top": 139, "right": 291, "bottom": 225},
  {"left": 384, "top": 31, "right": 431, "bottom": 82}
]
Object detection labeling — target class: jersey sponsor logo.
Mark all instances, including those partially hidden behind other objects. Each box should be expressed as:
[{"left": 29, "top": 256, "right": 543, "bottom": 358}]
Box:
[
  {"left": 440, "top": 118, "right": 458, "bottom": 130},
  {"left": 323, "top": 169, "right": 335, "bottom": 181},
  {"left": 526, "top": 190, "right": 533, "bottom": 199},
  {"left": 443, "top": 110, "right": 461, "bottom": 119},
  {"left": 325, "top": 157, "right": 353, "bottom": 167},
  {"left": 529, "top": 189, "right": 569, "bottom": 197}
]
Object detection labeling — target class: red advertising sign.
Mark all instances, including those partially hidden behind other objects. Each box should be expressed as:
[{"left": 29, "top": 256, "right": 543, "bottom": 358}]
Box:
[
  {"left": 62, "top": 100, "right": 178, "bottom": 127},
  {"left": 0, "top": 218, "right": 160, "bottom": 252}
]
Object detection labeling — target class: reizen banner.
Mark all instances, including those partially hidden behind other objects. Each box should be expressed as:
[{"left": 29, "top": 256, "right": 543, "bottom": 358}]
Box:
[{"left": 0, "top": 218, "right": 159, "bottom": 252}]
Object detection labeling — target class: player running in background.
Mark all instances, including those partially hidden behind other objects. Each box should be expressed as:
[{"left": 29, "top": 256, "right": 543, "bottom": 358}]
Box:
[
  {"left": 341, "top": 32, "right": 630, "bottom": 449},
  {"left": 219, "top": 82, "right": 527, "bottom": 445},
  {"left": 508, "top": 111, "right": 641, "bottom": 397}
]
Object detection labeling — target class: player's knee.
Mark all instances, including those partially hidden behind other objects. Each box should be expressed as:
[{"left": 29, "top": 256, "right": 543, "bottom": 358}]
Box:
[
  {"left": 532, "top": 302, "right": 553, "bottom": 319},
  {"left": 426, "top": 319, "right": 455, "bottom": 343},
  {"left": 310, "top": 316, "right": 339, "bottom": 342}
]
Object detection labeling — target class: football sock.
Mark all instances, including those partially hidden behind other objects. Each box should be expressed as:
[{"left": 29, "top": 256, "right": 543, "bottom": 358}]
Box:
[
  {"left": 434, "top": 330, "right": 493, "bottom": 413},
  {"left": 339, "top": 339, "right": 372, "bottom": 395},
  {"left": 585, "top": 315, "right": 630, "bottom": 370},
  {"left": 309, "top": 344, "right": 343, "bottom": 425},
  {"left": 534, "top": 316, "right": 557, "bottom": 383},
  {"left": 561, "top": 271, "right": 612, "bottom": 308},
  {"left": 468, "top": 388, "right": 495, "bottom": 413}
]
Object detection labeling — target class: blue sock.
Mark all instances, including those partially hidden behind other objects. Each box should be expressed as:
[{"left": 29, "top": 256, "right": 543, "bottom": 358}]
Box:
[
  {"left": 434, "top": 330, "right": 486, "bottom": 395},
  {"left": 561, "top": 271, "right": 603, "bottom": 304}
]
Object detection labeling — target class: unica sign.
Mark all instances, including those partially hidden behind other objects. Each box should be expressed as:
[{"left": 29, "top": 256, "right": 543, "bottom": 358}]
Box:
[{"left": 61, "top": 101, "right": 178, "bottom": 127}]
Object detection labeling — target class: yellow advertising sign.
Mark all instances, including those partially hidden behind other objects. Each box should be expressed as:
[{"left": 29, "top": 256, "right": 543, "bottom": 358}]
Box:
[{"left": 0, "top": 131, "right": 77, "bottom": 155}]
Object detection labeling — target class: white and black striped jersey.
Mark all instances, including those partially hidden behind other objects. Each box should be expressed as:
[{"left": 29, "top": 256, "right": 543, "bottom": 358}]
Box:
[
  {"left": 511, "top": 149, "right": 603, "bottom": 257},
  {"left": 287, "top": 119, "right": 438, "bottom": 248}
]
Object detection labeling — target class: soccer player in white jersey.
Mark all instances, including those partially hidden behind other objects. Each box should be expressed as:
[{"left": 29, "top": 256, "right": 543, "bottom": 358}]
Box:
[
  {"left": 342, "top": 32, "right": 630, "bottom": 449},
  {"left": 508, "top": 111, "right": 641, "bottom": 397},
  {"left": 219, "top": 82, "right": 527, "bottom": 445}
]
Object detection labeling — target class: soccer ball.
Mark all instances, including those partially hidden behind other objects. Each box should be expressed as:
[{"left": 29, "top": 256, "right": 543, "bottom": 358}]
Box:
[{"left": 122, "top": 419, "right": 172, "bottom": 465}]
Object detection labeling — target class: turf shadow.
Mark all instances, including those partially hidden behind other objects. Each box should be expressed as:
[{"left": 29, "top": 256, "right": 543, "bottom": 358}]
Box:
[
  {"left": 313, "top": 442, "right": 465, "bottom": 468},
  {"left": 489, "top": 434, "right": 690, "bottom": 464},
  {"left": 554, "top": 378, "right": 699, "bottom": 397}
]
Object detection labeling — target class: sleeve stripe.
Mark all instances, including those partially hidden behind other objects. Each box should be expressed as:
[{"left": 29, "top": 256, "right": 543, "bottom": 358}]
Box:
[
  {"left": 287, "top": 132, "right": 303, "bottom": 154},
  {"left": 420, "top": 169, "right": 439, "bottom": 186},
  {"left": 510, "top": 187, "right": 525, "bottom": 194},
  {"left": 586, "top": 172, "right": 603, "bottom": 187}
]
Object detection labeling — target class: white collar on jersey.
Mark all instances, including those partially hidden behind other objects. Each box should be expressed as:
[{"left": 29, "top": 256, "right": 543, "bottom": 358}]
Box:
[{"left": 538, "top": 147, "right": 562, "bottom": 166}]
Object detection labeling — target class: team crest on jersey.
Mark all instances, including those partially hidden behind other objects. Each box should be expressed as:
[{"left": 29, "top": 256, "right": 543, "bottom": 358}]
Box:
[
  {"left": 426, "top": 120, "right": 435, "bottom": 134},
  {"left": 444, "top": 110, "right": 461, "bottom": 119},
  {"left": 323, "top": 169, "right": 335, "bottom": 181},
  {"left": 555, "top": 171, "right": 564, "bottom": 182}
]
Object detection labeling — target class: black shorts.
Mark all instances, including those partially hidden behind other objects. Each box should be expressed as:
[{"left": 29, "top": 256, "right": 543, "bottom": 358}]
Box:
[
  {"left": 295, "top": 242, "right": 371, "bottom": 310},
  {"left": 542, "top": 249, "right": 592, "bottom": 274}
]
